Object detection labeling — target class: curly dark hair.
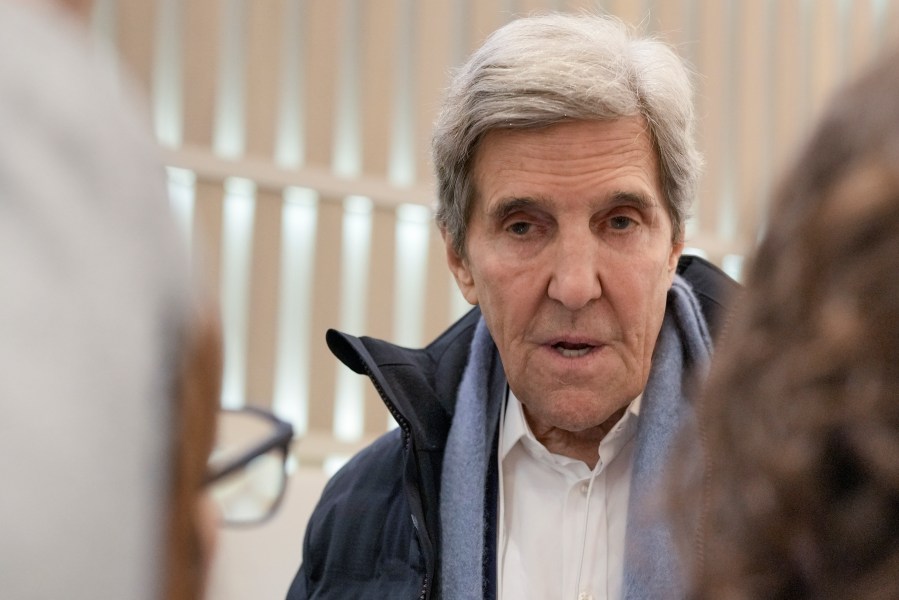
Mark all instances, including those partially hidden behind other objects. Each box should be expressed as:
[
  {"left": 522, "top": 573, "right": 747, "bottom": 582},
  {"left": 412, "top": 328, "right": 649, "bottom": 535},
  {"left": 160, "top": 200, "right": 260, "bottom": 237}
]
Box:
[{"left": 672, "top": 47, "right": 899, "bottom": 600}]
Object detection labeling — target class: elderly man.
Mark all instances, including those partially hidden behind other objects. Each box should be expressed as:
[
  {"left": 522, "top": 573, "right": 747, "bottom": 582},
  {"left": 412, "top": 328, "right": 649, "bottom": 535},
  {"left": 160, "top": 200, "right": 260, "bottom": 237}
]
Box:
[{"left": 287, "top": 12, "right": 737, "bottom": 600}]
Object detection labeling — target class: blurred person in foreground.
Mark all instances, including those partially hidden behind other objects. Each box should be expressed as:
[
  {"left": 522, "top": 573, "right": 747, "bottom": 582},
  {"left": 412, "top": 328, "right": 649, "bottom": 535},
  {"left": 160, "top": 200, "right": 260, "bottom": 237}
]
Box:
[
  {"left": 0, "top": 1, "right": 221, "bottom": 599},
  {"left": 670, "top": 46, "right": 899, "bottom": 599},
  {"left": 288, "top": 12, "right": 738, "bottom": 600}
]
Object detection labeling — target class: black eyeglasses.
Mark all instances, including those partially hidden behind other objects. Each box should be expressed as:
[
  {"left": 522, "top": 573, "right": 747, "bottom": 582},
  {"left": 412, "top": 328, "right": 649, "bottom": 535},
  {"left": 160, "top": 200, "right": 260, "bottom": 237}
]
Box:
[{"left": 205, "top": 406, "right": 294, "bottom": 526}]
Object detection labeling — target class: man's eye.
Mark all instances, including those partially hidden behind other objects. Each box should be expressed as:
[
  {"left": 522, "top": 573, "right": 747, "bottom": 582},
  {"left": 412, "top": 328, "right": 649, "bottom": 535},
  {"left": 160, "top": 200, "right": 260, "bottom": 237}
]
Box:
[
  {"left": 609, "top": 216, "right": 634, "bottom": 230},
  {"left": 508, "top": 222, "right": 531, "bottom": 235}
]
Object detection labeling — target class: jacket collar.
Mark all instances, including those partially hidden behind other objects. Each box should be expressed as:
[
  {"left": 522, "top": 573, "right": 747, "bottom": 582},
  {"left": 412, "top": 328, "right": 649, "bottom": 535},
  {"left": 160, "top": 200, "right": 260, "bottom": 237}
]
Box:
[{"left": 325, "top": 306, "right": 483, "bottom": 450}]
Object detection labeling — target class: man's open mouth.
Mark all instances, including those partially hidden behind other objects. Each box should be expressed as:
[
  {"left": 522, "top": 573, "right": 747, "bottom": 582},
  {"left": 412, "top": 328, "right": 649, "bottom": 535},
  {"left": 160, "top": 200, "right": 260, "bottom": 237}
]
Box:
[{"left": 552, "top": 342, "right": 593, "bottom": 358}]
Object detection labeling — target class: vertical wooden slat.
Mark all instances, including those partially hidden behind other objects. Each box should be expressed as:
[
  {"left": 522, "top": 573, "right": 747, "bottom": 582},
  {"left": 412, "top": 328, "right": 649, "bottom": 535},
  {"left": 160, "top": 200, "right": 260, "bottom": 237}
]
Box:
[
  {"left": 884, "top": 0, "right": 899, "bottom": 48},
  {"left": 413, "top": 0, "right": 454, "bottom": 346},
  {"left": 607, "top": 0, "right": 644, "bottom": 25},
  {"left": 809, "top": 0, "right": 841, "bottom": 124},
  {"left": 734, "top": 0, "right": 767, "bottom": 250},
  {"left": 307, "top": 198, "right": 343, "bottom": 434},
  {"left": 244, "top": 190, "right": 282, "bottom": 409},
  {"left": 847, "top": 0, "right": 875, "bottom": 78},
  {"left": 387, "top": 0, "right": 417, "bottom": 185},
  {"left": 359, "top": 0, "right": 400, "bottom": 178},
  {"left": 415, "top": 0, "right": 456, "bottom": 348},
  {"left": 471, "top": 0, "right": 508, "bottom": 55},
  {"left": 213, "top": 0, "right": 248, "bottom": 158},
  {"left": 414, "top": 0, "right": 455, "bottom": 183},
  {"left": 694, "top": 0, "right": 727, "bottom": 252},
  {"left": 242, "top": 0, "right": 286, "bottom": 410},
  {"left": 363, "top": 208, "right": 396, "bottom": 434},
  {"left": 152, "top": 0, "right": 184, "bottom": 148},
  {"left": 302, "top": 0, "right": 344, "bottom": 167},
  {"left": 115, "top": 0, "right": 157, "bottom": 97},
  {"left": 192, "top": 179, "right": 226, "bottom": 300},
  {"left": 514, "top": 0, "right": 553, "bottom": 16},
  {"left": 182, "top": 0, "right": 221, "bottom": 147},
  {"left": 771, "top": 1, "right": 805, "bottom": 178},
  {"left": 652, "top": 0, "right": 689, "bottom": 43},
  {"left": 274, "top": 0, "right": 304, "bottom": 167},
  {"left": 244, "top": 0, "right": 286, "bottom": 159},
  {"left": 560, "top": 0, "right": 599, "bottom": 13},
  {"left": 271, "top": 188, "right": 318, "bottom": 433}
]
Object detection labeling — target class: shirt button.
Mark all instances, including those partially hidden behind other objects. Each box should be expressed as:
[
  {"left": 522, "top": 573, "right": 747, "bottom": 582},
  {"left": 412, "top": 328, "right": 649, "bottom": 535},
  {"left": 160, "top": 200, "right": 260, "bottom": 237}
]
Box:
[
  {"left": 578, "top": 592, "right": 593, "bottom": 600},
  {"left": 580, "top": 482, "right": 589, "bottom": 495}
]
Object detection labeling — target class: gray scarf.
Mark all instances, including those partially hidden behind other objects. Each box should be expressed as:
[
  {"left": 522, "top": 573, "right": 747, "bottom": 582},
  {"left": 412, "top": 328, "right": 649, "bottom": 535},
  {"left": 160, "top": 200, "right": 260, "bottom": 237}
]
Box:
[{"left": 440, "top": 275, "right": 711, "bottom": 599}]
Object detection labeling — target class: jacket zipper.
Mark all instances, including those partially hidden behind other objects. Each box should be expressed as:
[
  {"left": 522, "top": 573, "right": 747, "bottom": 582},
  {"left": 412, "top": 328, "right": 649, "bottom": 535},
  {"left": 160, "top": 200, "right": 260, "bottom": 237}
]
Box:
[
  {"left": 359, "top": 361, "right": 412, "bottom": 448},
  {"left": 359, "top": 361, "right": 431, "bottom": 599}
]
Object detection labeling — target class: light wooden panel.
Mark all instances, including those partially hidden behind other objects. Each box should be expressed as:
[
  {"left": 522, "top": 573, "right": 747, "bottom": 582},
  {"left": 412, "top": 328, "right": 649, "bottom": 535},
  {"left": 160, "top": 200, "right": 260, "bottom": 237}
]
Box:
[
  {"left": 514, "top": 0, "right": 553, "bottom": 17},
  {"left": 734, "top": 0, "right": 768, "bottom": 249},
  {"left": 561, "top": 0, "right": 602, "bottom": 13},
  {"left": 607, "top": 0, "right": 645, "bottom": 26},
  {"left": 306, "top": 198, "right": 343, "bottom": 433},
  {"left": 694, "top": 0, "right": 727, "bottom": 253},
  {"left": 470, "top": 0, "right": 508, "bottom": 55},
  {"left": 886, "top": 1, "right": 899, "bottom": 46},
  {"left": 181, "top": 0, "right": 221, "bottom": 147},
  {"left": 240, "top": 0, "right": 288, "bottom": 410},
  {"left": 244, "top": 0, "right": 286, "bottom": 159},
  {"left": 245, "top": 189, "right": 283, "bottom": 409},
  {"left": 359, "top": 0, "right": 400, "bottom": 178},
  {"left": 809, "top": 0, "right": 842, "bottom": 126},
  {"left": 771, "top": 1, "right": 805, "bottom": 180},
  {"left": 191, "top": 179, "right": 226, "bottom": 300},
  {"left": 363, "top": 207, "right": 396, "bottom": 434},
  {"left": 414, "top": 0, "right": 455, "bottom": 184},
  {"left": 301, "top": 0, "right": 344, "bottom": 168},
  {"left": 652, "top": 0, "right": 690, "bottom": 44},
  {"left": 847, "top": 0, "right": 876, "bottom": 76}
]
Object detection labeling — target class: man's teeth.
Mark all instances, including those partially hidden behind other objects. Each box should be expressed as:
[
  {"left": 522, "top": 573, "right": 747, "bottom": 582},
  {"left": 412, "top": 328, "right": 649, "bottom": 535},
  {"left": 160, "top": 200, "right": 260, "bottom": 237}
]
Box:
[{"left": 555, "top": 345, "right": 591, "bottom": 358}]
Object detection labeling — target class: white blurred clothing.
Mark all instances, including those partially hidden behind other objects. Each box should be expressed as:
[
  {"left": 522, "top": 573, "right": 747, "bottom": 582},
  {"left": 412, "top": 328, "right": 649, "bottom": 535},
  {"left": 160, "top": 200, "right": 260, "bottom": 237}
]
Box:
[{"left": 0, "top": 2, "right": 190, "bottom": 599}]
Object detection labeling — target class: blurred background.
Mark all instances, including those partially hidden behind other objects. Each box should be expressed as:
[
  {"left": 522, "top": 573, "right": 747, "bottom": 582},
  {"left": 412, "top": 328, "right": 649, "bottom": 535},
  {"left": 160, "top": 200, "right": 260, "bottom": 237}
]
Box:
[{"left": 81, "top": 0, "right": 899, "bottom": 597}]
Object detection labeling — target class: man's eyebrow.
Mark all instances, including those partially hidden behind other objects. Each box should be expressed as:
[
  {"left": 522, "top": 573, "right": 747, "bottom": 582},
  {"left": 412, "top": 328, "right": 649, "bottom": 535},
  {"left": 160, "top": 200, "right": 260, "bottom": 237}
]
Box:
[
  {"left": 487, "top": 197, "right": 543, "bottom": 221},
  {"left": 487, "top": 191, "right": 659, "bottom": 221},
  {"left": 608, "top": 190, "right": 657, "bottom": 211}
]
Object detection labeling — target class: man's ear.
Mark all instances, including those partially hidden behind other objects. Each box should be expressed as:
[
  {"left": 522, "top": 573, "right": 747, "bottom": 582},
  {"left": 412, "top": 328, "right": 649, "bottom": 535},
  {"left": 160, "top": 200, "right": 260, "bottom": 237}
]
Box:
[{"left": 442, "top": 229, "right": 478, "bottom": 305}]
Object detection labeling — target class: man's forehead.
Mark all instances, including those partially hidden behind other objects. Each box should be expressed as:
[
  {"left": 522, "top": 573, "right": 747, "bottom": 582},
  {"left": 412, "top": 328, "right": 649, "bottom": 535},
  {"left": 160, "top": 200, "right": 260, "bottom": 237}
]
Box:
[
  {"left": 472, "top": 117, "right": 657, "bottom": 173},
  {"left": 471, "top": 118, "right": 665, "bottom": 209}
]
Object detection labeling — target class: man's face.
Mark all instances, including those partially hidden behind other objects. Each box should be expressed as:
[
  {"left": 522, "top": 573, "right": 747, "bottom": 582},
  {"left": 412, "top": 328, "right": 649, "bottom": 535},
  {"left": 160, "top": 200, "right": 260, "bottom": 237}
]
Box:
[{"left": 445, "top": 117, "right": 682, "bottom": 435}]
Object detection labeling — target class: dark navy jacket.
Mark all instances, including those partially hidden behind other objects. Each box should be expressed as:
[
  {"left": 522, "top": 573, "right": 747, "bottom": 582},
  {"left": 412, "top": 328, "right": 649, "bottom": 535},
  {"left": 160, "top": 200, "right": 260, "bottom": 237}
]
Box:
[{"left": 287, "top": 255, "right": 738, "bottom": 599}]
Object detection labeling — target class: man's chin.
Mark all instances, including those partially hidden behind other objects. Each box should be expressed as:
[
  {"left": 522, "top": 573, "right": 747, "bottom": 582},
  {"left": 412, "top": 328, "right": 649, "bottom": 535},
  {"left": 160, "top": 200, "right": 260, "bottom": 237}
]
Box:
[{"left": 522, "top": 395, "right": 632, "bottom": 435}]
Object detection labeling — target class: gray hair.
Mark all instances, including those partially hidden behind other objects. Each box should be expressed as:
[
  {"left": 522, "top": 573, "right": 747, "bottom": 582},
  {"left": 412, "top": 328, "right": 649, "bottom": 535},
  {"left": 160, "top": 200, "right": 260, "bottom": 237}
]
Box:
[{"left": 432, "top": 12, "right": 702, "bottom": 256}]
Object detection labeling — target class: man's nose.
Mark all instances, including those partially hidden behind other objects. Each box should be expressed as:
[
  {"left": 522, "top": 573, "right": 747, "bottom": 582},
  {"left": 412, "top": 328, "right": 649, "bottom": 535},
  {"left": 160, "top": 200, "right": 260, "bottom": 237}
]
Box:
[{"left": 546, "top": 234, "right": 602, "bottom": 311}]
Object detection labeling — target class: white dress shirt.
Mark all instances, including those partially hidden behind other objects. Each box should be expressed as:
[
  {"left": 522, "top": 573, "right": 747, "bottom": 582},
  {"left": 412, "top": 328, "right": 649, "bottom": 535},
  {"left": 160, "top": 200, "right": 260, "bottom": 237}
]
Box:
[{"left": 498, "top": 390, "right": 641, "bottom": 600}]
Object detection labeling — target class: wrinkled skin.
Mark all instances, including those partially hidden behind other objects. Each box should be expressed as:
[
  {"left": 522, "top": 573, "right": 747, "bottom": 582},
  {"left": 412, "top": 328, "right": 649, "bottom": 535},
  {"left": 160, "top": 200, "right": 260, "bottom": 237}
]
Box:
[{"left": 445, "top": 117, "right": 682, "bottom": 464}]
